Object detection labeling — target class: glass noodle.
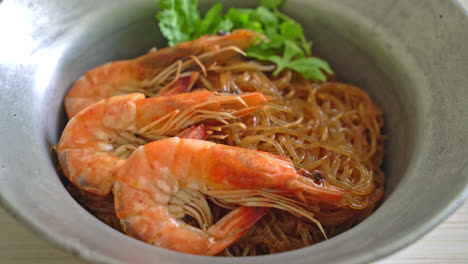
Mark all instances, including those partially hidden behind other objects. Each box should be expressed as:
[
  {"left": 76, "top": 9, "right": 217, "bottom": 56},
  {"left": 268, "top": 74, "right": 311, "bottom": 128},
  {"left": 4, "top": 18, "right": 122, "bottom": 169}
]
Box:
[{"left": 62, "top": 48, "right": 385, "bottom": 256}]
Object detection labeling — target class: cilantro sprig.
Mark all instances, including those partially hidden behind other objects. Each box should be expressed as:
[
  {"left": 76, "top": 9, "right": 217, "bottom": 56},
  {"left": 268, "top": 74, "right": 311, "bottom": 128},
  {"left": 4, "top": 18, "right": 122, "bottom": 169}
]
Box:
[{"left": 156, "top": 0, "right": 333, "bottom": 82}]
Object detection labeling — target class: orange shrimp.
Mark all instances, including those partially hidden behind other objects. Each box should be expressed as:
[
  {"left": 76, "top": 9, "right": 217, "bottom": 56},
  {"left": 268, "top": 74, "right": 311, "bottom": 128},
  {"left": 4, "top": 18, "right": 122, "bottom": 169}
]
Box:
[
  {"left": 65, "top": 30, "right": 260, "bottom": 118},
  {"left": 57, "top": 91, "right": 270, "bottom": 196},
  {"left": 113, "top": 137, "right": 346, "bottom": 255}
]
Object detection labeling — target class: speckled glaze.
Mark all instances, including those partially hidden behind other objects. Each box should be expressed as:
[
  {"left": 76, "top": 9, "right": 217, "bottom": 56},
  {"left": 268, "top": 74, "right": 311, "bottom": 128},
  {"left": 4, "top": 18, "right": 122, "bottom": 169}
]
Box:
[{"left": 0, "top": 0, "right": 467, "bottom": 263}]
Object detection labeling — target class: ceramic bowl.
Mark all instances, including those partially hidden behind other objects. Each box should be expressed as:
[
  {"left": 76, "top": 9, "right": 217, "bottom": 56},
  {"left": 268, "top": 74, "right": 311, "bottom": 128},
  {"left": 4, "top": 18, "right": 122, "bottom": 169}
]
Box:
[{"left": 0, "top": 0, "right": 467, "bottom": 263}]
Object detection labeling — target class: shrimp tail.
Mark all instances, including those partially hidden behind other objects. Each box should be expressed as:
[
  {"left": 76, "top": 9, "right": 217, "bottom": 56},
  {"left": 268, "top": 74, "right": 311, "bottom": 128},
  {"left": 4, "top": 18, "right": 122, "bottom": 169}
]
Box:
[
  {"left": 206, "top": 206, "right": 268, "bottom": 256},
  {"left": 114, "top": 180, "right": 267, "bottom": 255}
]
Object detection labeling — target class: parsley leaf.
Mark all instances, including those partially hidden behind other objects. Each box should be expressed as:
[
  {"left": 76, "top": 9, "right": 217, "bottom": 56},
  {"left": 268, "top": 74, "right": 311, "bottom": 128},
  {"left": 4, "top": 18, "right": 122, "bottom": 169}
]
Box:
[
  {"left": 194, "top": 3, "right": 223, "bottom": 37},
  {"left": 280, "top": 20, "right": 312, "bottom": 55},
  {"left": 254, "top": 7, "right": 279, "bottom": 27},
  {"left": 156, "top": 0, "right": 201, "bottom": 46},
  {"left": 288, "top": 58, "right": 333, "bottom": 81},
  {"left": 157, "top": 9, "right": 186, "bottom": 46},
  {"left": 156, "top": 0, "right": 334, "bottom": 82}
]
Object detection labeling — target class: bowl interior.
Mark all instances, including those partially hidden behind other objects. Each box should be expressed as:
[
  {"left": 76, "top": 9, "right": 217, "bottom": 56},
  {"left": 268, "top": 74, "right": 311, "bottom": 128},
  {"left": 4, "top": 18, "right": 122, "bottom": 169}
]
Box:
[
  {"left": 41, "top": 0, "right": 429, "bottom": 260},
  {"left": 44, "top": 0, "right": 417, "bottom": 200},
  {"left": 1, "top": 1, "right": 467, "bottom": 264},
  {"left": 44, "top": 0, "right": 417, "bottom": 259}
]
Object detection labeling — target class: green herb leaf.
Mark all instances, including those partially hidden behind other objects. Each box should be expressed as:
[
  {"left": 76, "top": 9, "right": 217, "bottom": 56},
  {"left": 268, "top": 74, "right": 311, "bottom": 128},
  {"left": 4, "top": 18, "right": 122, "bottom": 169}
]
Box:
[
  {"left": 218, "top": 19, "right": 234, "bottom": 32},
  {"left": 195, "top": 3, "right": 223, "bottom": 37},
  {"left": 287, "top": 57, "right": 333, "bottom": 82},
  {"left": 156, "top": 0, "right": 201, "bottom": 46},
  {"left": 271, "top": 40, "right": 302, "bottom": 75},
  {"left": 247, "top": 45, "right": 278, "bottom": 61},
  {"left": 157, "top": 9, "right": 189, "bottom": 46},
  {"left": 283, "top": 40, "right": 303, "bottom": 60},
  {"left": 156, "top": 0, "right": 334, "bottom": 81},
  {"left": 254, "top": 7, "right": 279, "bottom": 27},
  {"left": 280, "top": 20, "right": 312, "bottom": 55}
]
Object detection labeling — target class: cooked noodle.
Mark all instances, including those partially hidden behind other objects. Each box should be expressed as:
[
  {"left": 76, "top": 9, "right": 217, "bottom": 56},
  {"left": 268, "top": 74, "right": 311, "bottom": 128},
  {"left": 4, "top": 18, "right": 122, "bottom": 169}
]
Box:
[{"left": 62, "top": 47, "right": 385, "bottom": 256}]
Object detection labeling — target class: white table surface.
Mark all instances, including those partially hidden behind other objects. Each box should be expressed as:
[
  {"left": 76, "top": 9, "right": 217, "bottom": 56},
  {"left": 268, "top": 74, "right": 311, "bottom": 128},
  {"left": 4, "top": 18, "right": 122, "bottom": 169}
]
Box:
[{"left": 1, "top": 1, "right": 467, "bottom": 263}]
